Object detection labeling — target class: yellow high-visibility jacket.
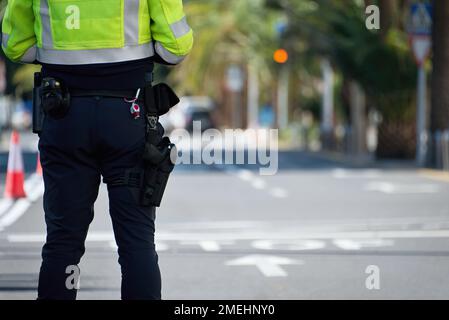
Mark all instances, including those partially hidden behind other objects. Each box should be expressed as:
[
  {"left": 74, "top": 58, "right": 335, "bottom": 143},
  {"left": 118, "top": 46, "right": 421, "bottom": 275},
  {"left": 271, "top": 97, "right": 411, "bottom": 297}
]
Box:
[{"left": 1, "top": 0, "right": 193, "bottom": 65}]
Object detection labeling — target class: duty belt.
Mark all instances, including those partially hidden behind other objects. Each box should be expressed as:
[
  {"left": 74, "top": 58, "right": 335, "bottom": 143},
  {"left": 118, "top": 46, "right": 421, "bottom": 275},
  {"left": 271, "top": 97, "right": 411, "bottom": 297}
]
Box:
[{"left": 70, "top": 89, "right": 141, "bottom": 100}]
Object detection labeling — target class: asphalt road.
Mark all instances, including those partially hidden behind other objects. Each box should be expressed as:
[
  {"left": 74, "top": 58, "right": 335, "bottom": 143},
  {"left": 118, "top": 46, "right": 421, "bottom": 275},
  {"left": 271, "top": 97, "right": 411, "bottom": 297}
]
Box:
[{"left": 0, "top": 141, "right": 449, "bottom": 299}]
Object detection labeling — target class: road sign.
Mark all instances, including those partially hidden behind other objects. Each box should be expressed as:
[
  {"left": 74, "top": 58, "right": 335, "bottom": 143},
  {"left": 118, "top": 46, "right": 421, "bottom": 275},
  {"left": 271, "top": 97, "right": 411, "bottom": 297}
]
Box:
[
  {"left": 408, "top": 3, "right": 433, "bottom": 66},
  {"left": 409, "top": 3, "right": 432, "bottom": 36},
  {"left": 410, "top": 36, "right": 431, "bottom": 66},
  {"left": 407, "top": 3, "right": 433, "bottom": 167}
]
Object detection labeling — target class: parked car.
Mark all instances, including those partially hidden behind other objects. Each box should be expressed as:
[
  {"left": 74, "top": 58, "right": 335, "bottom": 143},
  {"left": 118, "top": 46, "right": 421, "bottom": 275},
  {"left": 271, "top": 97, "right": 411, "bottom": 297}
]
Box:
[{"left": 160, "top": 96, "right": 215, "bottom": 133}]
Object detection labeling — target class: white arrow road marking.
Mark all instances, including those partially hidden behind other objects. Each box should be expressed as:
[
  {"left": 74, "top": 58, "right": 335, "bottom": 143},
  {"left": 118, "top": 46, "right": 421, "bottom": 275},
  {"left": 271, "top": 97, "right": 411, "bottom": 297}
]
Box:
[
  {"left": 364, "top": 181, "right": 440, "bottom": 194},
  {"left": 226, "top": 255, "right": 303, "bottom": 277}
]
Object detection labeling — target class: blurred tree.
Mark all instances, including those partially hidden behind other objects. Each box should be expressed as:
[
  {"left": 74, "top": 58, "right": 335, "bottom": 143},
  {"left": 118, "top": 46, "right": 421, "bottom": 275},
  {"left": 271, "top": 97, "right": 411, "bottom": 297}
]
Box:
[
  {"left": 0, "top": 0, "right": 422, "bottom": 159},
  {"left": 12, "top": 64, "right": 41, "bottom": 96},
  {"left": 182, "top": 0, "right": 417, "bottom": 156},
  {"left": 378, "top": 0, "right": 398, "bottom": 35},
  {"left": 276, "top": 0, "right": 417, "bottom": 158},
  {"left": 175, "top": 0, "right": 281, "bottom": 97},
  {"left": 174, "top": 0, "right": 285, "bottom": 128}
]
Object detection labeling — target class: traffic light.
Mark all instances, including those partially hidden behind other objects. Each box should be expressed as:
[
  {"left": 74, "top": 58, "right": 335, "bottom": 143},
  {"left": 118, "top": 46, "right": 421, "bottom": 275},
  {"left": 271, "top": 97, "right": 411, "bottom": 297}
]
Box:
[{"left": 273, "top": 49, "right": 289, "bottom": 64}]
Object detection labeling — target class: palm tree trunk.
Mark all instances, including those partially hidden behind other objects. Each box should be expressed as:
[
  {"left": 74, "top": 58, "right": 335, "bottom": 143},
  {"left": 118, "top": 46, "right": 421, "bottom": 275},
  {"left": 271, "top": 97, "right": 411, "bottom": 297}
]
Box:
[
  {"left": 431, "top": 0, "right": 449, "bottom": 132},
  {"left": 430, "top": 0, "right": 449, "bottom": 168},
  {"left": 379, "top": 0, "right": 397, "bottom": 37}
]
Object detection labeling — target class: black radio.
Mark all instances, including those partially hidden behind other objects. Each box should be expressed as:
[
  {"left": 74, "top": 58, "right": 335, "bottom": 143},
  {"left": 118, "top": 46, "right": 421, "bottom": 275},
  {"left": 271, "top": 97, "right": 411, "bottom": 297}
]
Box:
[
  {"left": 32, "top": 73, "right": 70, "bottom": 134},
  {"left": 41, "top": 77, "right": 70, "bottom": 118}
]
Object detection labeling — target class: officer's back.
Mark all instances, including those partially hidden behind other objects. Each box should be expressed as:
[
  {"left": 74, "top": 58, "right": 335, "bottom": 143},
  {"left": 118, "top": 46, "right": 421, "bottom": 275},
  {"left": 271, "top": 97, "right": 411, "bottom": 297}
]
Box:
[{"left": 2, "top": 0, "right": 193, "bottom": 300}]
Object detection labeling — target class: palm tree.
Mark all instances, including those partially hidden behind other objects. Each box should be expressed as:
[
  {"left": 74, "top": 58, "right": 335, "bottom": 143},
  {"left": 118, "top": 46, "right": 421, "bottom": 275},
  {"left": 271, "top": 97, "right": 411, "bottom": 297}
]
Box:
[
  {"left": 431, "top": 0, "right": 449, "bottom": 133},
  {"left": 173, "top": 0, "right": 283, "bottom": 127},
  {"left": 279, "top": 0, "right": 416, "bottom": 158},
  {"left": 176, "top": 0, "right": 281, "bottom": 91}
]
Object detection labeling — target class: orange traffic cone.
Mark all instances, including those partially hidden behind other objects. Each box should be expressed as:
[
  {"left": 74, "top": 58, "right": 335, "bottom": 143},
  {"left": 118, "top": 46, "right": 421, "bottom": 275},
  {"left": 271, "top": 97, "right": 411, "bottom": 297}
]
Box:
[
  {"left": 36, "top": 153, "right": 43, "bottom": 176},
  {"left": 4, "top": 131, "right": 26, "bottom": 199}
]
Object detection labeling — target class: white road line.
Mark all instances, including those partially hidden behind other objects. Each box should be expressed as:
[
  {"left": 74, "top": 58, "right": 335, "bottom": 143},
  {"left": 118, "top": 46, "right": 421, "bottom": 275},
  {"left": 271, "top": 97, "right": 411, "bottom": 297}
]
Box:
[
  {"left": 0, "top": 199, "right": 14, "bottom": 218},
  {"left": 332, "top": 168, "right": 382, "bottom": 179},
  {"left": 332, "top": 239, "right": 394, "bottom": 250},
  {"left": 109, "top": 241, "right": 118, "bottom": 249},
  {"left": 198, "top": 241, "right": 221, "bottom": 252},
  {"left": 0, "top": 174, "right": 44, "bottom": 231},
  {"left": 147, "top": 217, "right": 449, "bottom": 230},
  {"left": 155, "top": 241, "right": 170, "bottom": 252},
  {"left": 26, "top": 178, "right": 45, "bottom": 202},
  {"left": 233, "top": 169, "right": 288, "bottom": 198},
  {"left": 180, "top": 240, "right": 236, "bottom": 251},
  {"left": 252, "top": 239, "right": 326, "bottom": 251},
  {"left": 364, "top": 181, "right": 440, "bottom": 194},
  {"left": 0, "top": 199, "right": 31, "bottom": 230},
  {"left": 7, "top": 233, "right": 46, "bottom": 242},
  {"left": 8, "top": 228, "right": 449, "bottom": 243},
  {"left": 5, "top": 232, "right": 180, "bottom": 243},
  {"left": 0, "top": 174, "right": 42, "bottom": 219},
  {"left": 180, "top": 240, "right": 221, "bottom": 251},
  {"left": 269, "top": 187, "right": 288, "bottom": 198},
  {"left": 251, "top": 178, "right": 266, "bottom": 190},
  {"left": 109, "top": 240, "right": 169, "bottom": 252},
  {"left": 156, "top": 229, "right": 449, "bottom": 241},
  {"left": 235, "top": 169, "right": 254, "bottom": 182}
]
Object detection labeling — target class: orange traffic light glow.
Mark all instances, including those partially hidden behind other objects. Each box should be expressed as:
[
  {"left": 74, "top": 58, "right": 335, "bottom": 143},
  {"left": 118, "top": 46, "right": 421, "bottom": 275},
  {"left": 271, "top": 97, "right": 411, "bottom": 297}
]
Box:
[{"left": 273, "top": 49, "right": 289, "bottom": 64}]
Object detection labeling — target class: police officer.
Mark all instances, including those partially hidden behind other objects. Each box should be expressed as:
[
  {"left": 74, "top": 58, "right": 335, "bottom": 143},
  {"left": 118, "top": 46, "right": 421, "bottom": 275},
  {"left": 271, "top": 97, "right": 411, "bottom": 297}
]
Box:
[{"left": 2, "top": 0, "right": 193, "bottom": 300}]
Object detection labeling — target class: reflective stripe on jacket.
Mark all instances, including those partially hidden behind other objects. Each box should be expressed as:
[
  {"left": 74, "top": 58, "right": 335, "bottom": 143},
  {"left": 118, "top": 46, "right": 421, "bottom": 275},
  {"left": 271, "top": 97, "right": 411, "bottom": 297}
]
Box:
[{"left": 1, "top": 0, "right": 193, "bottom": 65}]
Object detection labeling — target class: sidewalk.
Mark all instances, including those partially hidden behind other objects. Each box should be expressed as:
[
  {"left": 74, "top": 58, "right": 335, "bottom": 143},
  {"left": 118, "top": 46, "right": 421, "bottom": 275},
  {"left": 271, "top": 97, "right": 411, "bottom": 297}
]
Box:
[{"left": 312, "top": 150, "right": 418, "bottom": 170}]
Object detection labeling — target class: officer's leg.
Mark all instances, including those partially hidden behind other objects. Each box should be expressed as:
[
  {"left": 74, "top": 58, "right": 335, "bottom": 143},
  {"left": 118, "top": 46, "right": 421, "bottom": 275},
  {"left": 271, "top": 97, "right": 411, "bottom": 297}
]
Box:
[
  {"left": 99, "top": 97, "right": 161, "bottom": 300},
  {"left": 108, "top": 187, "right": 161, "bottom": 300},
  {"left": 37, "top": 97, "right": 101, "bottom": 300}
]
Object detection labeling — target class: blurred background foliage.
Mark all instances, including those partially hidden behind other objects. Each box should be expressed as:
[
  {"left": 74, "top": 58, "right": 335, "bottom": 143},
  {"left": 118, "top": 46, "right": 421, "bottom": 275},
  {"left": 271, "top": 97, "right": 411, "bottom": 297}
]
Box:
[
  {"left": 173, "top": 0, "right": 281, "bottom": 98},
  {"left": 0, "top": 0, "right": 437, "bottom": 159},
  {"left": 174, "top": 0, "right": 419, "bottom": 157}
]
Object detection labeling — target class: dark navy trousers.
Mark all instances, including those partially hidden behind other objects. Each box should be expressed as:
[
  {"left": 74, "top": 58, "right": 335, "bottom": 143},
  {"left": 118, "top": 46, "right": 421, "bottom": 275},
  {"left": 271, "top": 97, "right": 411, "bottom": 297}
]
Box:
[{"left": 37, "top": 96, "right": 161, "bottom": 300}]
